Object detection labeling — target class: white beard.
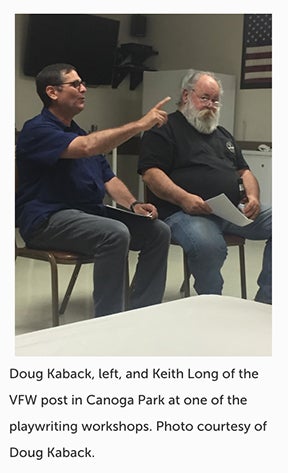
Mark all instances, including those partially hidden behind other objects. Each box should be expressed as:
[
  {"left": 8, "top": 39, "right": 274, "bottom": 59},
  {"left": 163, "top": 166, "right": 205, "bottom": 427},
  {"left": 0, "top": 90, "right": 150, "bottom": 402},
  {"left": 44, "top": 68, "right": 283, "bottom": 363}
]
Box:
[{"left": 181, "top": 99, "right": 220, "bottom": 134}]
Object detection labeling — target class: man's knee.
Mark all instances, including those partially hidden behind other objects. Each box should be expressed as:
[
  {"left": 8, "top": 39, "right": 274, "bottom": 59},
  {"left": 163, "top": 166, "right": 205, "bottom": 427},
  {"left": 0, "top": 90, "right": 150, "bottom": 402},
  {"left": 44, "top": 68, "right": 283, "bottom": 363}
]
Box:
[
  {"left": 154, "top": 220, "right": 171, "bottom": 242},
  {"left": 189, "top": 238, "right": 227, "bottom": 263},
  {"left": 144, "top": 220, "right": 171, "bottom": 252},
  {"left": 104, "top": 220, "right": 131, "bottom": 248},
  {"left": 83, "top": 219, "right": 131, "bottom": 256}
]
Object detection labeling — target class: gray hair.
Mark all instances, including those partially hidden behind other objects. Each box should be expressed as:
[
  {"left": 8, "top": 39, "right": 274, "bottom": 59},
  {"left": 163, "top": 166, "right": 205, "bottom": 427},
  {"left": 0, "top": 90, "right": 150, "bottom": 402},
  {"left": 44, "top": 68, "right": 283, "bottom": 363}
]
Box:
[{"left": 176, "top": 69, "right": 223, "bottom": 106}]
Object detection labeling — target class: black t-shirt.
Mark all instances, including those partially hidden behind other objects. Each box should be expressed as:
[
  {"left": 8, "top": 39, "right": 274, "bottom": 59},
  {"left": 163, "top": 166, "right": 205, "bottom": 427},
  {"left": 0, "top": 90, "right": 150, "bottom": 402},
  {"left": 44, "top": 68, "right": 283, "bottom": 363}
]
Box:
[{"left": 138, "top": 111, "right": 249, "bottom": 220}]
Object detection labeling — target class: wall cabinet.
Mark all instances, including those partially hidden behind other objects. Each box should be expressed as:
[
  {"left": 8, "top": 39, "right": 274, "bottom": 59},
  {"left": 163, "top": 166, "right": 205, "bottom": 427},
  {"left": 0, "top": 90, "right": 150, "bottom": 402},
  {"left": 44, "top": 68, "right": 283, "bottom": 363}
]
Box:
[{"left": 242, "top": 150, "right": 272, "bottom": 207}]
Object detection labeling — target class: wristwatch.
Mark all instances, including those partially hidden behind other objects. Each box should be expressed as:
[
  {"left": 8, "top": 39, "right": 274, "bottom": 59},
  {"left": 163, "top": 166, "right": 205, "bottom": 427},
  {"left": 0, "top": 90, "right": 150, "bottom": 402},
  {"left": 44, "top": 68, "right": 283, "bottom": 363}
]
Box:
[{"left": 130, "top": 200, "right": 143, "bottom": 212}]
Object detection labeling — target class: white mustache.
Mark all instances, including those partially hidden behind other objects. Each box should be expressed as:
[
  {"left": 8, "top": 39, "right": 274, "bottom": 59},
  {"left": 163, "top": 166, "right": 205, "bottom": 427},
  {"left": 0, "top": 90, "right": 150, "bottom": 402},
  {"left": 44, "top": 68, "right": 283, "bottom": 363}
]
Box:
[{"left": 182, "top": 100, "right": 220, "bottom": 134}]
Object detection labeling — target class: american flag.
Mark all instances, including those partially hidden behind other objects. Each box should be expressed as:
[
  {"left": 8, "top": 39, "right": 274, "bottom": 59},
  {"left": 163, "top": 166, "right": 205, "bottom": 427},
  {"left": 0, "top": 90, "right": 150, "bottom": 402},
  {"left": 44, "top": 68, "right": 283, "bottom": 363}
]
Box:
[{"left": 241, "top": 14, "right": 272, "bottom": 89}]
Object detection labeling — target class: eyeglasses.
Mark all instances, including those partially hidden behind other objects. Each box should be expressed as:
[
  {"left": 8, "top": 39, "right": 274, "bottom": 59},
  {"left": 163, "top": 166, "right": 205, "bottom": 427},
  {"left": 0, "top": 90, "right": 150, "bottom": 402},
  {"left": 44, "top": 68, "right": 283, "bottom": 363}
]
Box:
[
  {"left": 191, "top": 89, "right": 221, "bottom": 107},
  {"left": 53, "top": 79, "right": 86, "bottom": 90}
]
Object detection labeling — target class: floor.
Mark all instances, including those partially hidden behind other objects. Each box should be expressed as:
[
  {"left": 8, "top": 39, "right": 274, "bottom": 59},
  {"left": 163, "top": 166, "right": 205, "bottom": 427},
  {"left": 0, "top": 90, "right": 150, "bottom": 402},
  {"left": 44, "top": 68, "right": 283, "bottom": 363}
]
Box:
[{"left": 15, "top": 229, "right": 265, "bottom": 335}]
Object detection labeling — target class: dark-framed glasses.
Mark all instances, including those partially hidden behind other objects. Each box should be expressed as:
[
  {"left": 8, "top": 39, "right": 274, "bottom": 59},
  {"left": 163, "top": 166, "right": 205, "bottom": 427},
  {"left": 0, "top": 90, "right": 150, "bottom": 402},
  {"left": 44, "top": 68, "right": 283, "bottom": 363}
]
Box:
[
  {"left": 191, "top": 89, "right": 221, "bottom": 107},
  {"left": 53, "top": 79, "right": 86, "bottom": 89}
]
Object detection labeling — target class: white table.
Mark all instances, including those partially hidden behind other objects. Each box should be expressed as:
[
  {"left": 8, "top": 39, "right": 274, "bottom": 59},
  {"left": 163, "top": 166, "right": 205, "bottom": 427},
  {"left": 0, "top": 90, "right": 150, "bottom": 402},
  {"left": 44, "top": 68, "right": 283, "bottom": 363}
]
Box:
[{"left": 15, "top": 295, "right": 271, "bottom": 357}]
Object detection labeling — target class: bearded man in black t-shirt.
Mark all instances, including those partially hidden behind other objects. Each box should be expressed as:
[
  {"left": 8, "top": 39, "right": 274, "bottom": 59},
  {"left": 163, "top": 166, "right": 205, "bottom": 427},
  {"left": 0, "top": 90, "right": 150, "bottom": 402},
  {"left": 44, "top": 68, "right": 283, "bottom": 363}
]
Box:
[{"left": 138, "top": 70, "right": 272, "bottom": 304}]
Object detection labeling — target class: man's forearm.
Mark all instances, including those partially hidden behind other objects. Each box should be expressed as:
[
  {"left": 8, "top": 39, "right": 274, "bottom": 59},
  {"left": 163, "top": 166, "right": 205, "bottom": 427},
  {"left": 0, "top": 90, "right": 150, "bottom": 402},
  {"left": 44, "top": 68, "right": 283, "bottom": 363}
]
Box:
[
  {"left": 62, "top": 122, "right": 142, "bottom": 159},
  {"left": 240, "top": 169, "right": 260, "bottom": 200},
  {"left": 105, "top": 176, "right": 137, "bottom": 209},
  {"left": 143, "top": 168, "right": 189, "bottom": 207}
]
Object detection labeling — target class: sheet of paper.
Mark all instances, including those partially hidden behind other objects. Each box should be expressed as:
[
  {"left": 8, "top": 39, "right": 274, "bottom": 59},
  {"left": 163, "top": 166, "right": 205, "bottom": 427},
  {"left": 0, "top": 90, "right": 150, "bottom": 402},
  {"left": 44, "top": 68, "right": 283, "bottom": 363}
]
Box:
[{"left": 205, "top": 193, "right": 253, "bottom": 226}]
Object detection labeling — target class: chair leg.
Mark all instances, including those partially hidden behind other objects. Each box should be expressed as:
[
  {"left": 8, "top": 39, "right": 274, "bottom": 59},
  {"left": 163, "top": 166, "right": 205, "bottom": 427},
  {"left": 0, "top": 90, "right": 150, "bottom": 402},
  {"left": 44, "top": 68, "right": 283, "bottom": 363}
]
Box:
[
  {"left": 48, "top": 257, "right": 60, "bottom": 327},
  {"left": 124, "top": 259, "right": 130, "bottom": 310},
  {"left": 59, "top": 263, "right": 82, "bottom": 315},
  {"left": 180, "top": 250, "right": 190, "bottom": 297},
  {"left": 239, "top": 245, "right": 247, "bottom": 299}
]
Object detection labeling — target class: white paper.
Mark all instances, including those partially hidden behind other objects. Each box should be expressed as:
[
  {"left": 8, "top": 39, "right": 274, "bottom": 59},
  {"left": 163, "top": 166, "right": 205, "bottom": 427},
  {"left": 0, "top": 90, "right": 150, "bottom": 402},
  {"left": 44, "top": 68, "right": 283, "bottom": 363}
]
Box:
[{"left": 205, "top": 193, "right": 253, "bottom": 226}]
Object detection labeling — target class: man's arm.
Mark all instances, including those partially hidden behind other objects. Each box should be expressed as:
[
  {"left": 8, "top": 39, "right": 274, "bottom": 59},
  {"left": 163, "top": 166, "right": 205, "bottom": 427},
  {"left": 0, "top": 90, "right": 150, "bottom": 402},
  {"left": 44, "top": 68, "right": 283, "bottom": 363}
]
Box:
[
  {"left": 142, "top": 168, "right": 212, "bottom": 215},
  {"left": 238, "top": 168, "right": 261, "bottom": 219},
  {"left": 61, "top": 97, "right": 171, "bottom": 159},
  {"left": 105, "top": 177, "right": 158, "bottom": 219}
]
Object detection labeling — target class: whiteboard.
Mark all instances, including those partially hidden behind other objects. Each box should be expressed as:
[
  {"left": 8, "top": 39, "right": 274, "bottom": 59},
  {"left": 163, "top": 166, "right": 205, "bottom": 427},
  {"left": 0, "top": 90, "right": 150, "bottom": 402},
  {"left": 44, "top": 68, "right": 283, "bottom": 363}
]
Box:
[{"left": 142, "top": 69, "right": 236, "bottom": 134}]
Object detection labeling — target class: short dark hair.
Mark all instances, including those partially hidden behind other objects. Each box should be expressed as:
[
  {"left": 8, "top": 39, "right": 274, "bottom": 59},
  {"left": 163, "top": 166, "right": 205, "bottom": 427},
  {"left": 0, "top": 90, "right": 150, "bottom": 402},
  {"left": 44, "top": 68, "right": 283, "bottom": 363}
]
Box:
[{"left": 36, "top": 63, "right": 76, "bottom": 107}]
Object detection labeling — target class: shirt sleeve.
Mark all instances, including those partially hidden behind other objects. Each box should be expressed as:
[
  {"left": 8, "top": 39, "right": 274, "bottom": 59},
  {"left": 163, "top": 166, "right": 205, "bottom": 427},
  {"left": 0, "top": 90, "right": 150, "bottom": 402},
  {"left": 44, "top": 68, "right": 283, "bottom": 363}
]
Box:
[
  {"left": 99, "top": 154, "right": 115, "bottom": 182},
  {"left": 234, "top": 144, "right": 250, "bottom": 170},
  {"left": 17, "top": 120, "right": 78, "bottom": 166},
  {"left": 138, "top": 127, "right": 175, "bottom": 175}
]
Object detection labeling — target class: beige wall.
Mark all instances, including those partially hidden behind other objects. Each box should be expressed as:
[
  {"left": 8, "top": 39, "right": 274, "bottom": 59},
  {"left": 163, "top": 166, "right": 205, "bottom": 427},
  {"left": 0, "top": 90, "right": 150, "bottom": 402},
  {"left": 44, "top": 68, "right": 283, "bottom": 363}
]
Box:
[{"left": 15, "top": 13, "right": 272, "bottom": 142}]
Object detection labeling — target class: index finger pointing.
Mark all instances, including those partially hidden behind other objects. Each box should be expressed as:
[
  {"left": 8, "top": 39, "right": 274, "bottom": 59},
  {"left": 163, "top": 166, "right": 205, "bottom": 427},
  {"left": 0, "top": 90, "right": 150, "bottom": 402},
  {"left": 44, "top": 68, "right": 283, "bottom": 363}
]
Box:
[{"left": 154, "top": 96, "right": 171, "bottom": 110}]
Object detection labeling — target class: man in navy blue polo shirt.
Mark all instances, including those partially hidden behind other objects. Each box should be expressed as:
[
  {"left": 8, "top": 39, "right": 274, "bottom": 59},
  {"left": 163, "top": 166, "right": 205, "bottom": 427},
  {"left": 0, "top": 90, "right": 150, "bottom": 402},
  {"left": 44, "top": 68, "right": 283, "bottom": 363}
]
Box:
[
  {"left": 138, "top": 70, "right": 272, "bottom": 304},
  {"left": 16, "top": 63, "right": 171, "bottom": 317}
]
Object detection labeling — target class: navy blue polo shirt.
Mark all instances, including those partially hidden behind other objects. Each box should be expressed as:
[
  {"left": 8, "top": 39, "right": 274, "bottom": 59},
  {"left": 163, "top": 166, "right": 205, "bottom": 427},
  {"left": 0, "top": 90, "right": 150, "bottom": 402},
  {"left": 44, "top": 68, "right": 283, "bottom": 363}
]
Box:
[
  {"left": 16, "top": 108, "right": 115, "bottom": 241},
  {"left": 138, "top": 111, "right": 249, "bottom": 220}
]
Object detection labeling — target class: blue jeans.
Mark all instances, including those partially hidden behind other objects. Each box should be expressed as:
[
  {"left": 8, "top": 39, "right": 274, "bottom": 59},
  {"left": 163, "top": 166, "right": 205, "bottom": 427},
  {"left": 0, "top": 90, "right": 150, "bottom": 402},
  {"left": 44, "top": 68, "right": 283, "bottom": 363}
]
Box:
[
  {"left": 165, "top": 205, "right": 272, "bottom": 303},
  {"left": 27, "top": 208, "right": 171, "bottom": 317}
]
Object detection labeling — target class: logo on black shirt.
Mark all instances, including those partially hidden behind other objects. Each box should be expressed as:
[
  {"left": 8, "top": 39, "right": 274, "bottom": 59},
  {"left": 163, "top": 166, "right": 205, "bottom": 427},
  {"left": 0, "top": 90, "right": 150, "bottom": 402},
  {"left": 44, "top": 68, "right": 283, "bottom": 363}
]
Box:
[{"left": 226, "top": 141, "right": 235, "bottom": 153}]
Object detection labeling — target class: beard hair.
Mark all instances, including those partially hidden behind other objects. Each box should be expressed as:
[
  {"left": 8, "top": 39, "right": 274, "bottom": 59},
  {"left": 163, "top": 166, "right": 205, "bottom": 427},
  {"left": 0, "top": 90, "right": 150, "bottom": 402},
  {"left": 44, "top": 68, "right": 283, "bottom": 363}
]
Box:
[{"left": 181, "top": 98, "right": 220, "bottom": 134}]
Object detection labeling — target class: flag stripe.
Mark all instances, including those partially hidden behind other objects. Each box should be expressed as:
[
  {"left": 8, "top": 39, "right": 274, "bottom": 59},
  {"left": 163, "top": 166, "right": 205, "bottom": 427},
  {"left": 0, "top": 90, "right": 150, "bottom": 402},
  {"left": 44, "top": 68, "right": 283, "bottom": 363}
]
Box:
[
  {"left": 245, "top": 65, "right": 272, "bottom": 73},
  {"left": 246, "top": 51, "right": 272, "bottom": 60},
  {"left": 245, "top": 71, "right": 272, "bottom": 80},
  {"left": 246, "top": 45, "right": 272, "bottom": 54},
  {"left": 244, "top": 77, "right": 272, "bottom": 84},
  {"left": 246, "top": 58, "right": 272, "bottom": 66}
]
